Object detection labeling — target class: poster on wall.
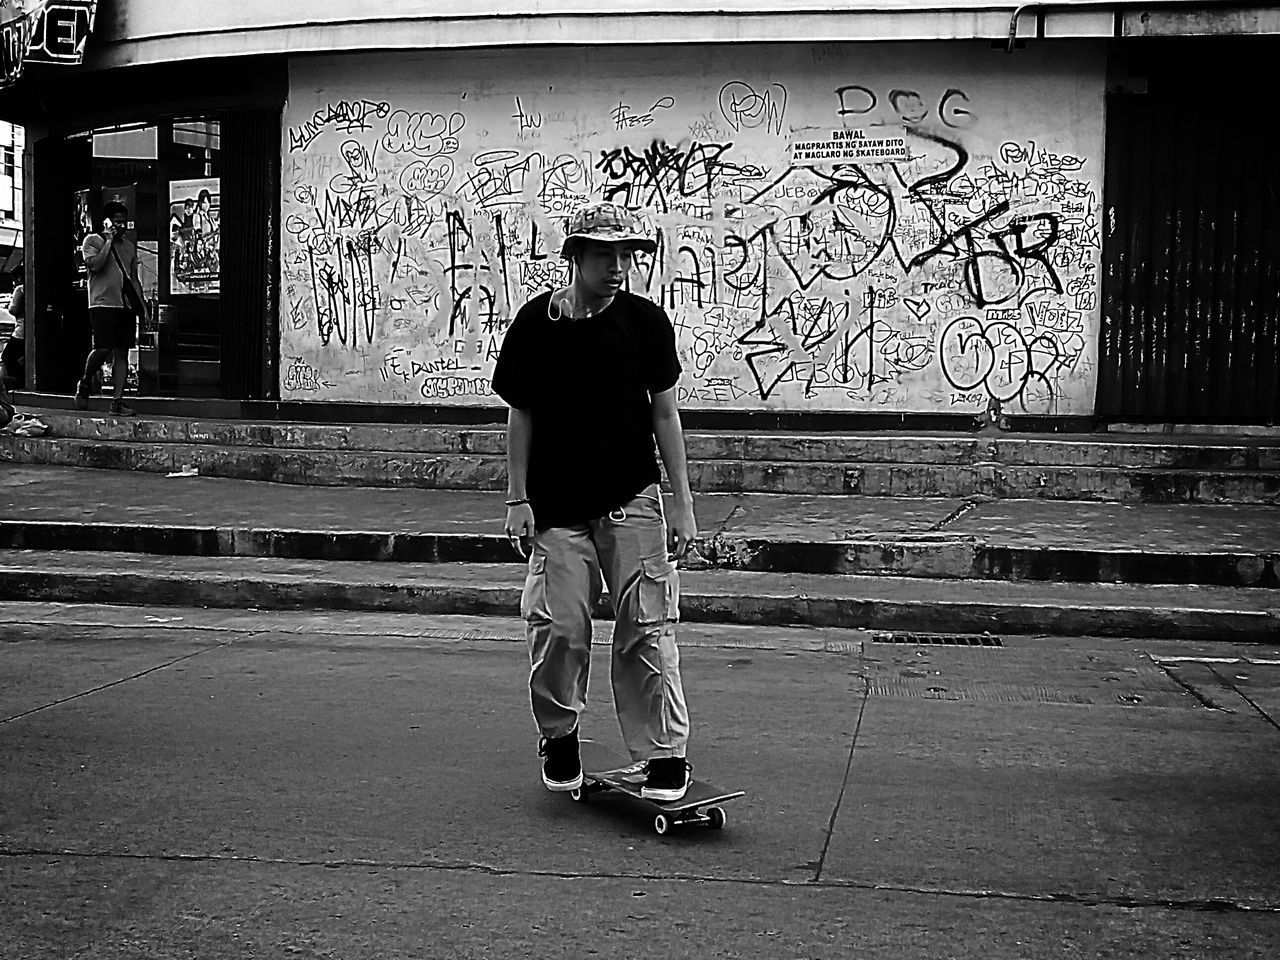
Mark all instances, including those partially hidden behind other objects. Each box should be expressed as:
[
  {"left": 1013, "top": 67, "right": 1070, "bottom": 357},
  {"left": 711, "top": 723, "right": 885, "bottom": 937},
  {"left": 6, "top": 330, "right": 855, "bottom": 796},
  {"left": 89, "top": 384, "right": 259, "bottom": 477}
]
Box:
[
  {"left": 280, "top": 44, "right": 1105, "bottom": 414},
  {"left": 168, "top": 178, "right": 220, "bottom": 295},
  {"left": 71, "top": 187, "right": 92, "bottom": 287}
]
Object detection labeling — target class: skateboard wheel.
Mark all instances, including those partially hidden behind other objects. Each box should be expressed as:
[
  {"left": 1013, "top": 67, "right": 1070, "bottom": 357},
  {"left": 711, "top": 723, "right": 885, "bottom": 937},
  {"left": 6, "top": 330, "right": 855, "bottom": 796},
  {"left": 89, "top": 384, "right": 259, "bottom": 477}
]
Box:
[
  {"left": 707, "top": 806, "right": 727, "bottom": 830},
  {"left": 653, "top": 813, "right": 672, "bottom": 835},
  {"left": 570, "top": 786, "right": 588, "bottom": 803}
]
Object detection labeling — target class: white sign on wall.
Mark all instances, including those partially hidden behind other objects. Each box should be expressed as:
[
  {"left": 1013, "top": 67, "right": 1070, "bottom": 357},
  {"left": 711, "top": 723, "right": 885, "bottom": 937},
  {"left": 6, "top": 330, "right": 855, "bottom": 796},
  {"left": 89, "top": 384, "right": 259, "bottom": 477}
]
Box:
[
  {"left": 280, "top": 42, "right": 1105, "bottom": 414},
  {"left": 790, "top": 129, "right": 909, "bottom": 165}
]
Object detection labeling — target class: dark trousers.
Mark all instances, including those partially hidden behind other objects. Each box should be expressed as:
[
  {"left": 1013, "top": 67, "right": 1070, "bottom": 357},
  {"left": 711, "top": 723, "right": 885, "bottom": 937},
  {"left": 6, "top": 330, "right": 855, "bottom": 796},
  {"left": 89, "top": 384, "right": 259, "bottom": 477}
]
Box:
[{"left": 0, "top": 336, "right": 22, "bottom": 387}]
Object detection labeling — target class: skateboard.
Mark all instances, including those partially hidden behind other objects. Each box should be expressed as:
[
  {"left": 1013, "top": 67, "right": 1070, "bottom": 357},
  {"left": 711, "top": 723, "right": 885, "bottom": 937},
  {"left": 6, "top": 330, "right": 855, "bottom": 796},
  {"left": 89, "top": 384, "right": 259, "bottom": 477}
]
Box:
[{"left": 572, "top": 740, "right": 745, "bottom": 835}]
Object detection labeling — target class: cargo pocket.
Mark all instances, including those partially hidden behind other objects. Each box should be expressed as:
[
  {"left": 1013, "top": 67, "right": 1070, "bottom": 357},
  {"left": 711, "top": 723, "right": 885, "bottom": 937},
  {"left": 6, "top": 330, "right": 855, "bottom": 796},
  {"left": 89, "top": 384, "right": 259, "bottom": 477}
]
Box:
[
  {"left": 520, "top": 553, "right": 551, "bottom": 623},
  {"left": 636, "top": 554, "right": 680, "bottom": 626}
]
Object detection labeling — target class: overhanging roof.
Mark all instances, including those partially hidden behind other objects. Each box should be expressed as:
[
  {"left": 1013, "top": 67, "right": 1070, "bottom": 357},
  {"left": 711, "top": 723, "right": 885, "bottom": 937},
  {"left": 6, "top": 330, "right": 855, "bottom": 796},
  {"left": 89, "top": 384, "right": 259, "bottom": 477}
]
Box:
[{"left": 71, "top": 1, "right": 1280, "bottom": 68}]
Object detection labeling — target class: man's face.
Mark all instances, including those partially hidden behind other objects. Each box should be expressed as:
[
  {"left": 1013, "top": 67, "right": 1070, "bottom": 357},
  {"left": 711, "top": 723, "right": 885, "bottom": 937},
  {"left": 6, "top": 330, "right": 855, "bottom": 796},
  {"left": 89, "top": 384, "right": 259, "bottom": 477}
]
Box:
[
  {"left": 575, "top": 240, "right": 638, "bottom": 298},
  {"left": 108, "top": 213, "right": 128, "bottom": 237}
]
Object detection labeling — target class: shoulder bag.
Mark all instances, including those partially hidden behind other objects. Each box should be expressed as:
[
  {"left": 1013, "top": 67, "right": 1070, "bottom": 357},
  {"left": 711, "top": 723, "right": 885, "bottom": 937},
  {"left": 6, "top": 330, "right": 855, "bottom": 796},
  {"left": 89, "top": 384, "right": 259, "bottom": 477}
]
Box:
[{"left": 109, "top": 242, "right": 148, "bottom": 321}]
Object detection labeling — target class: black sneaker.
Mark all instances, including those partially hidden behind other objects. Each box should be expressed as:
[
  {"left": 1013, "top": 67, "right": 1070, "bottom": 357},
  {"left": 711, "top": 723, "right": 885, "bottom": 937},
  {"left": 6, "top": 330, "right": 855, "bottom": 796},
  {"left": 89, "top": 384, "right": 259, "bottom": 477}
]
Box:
[
  {"left": 641, "top": 757, "right": 691, "bottom": 802},
  {"left": 538, "top": 728, "right": 582, "bottom": 792},
  {"left": 109, "top": 401, "right": 136, "bottom": 417}
]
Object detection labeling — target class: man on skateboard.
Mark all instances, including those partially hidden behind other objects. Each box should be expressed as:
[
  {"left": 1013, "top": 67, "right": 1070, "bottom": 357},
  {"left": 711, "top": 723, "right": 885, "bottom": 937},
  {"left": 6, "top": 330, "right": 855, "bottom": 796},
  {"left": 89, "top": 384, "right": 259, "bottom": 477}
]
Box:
[{"left": 492, "top": 202, "right": 697, "bottom": 802}]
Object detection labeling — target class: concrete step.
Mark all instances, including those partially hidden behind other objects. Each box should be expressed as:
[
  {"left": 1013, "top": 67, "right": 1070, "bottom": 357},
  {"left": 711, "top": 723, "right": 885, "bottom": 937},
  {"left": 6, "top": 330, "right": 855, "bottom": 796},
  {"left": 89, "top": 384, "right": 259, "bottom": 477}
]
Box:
[
  {"left": 0, "top": 550, "right": 1275, "bottom": 642},
  {"left": 4, "top": 414, "right": 1280, "bottom": 502},
  {"left": 5, "top": 440, "right": 1272, "bottom": 503},
  {"left": 2, "top": 520, "right": 1274, "bottom": 589},
  {"left": 14, "top": 411, "right": 1280, "bottom": 469}
]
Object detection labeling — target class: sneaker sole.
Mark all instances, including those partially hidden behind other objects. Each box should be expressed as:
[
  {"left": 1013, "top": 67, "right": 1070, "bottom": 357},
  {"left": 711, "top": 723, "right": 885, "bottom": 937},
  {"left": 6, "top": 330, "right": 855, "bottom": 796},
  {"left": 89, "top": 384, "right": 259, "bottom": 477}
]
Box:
[
  {"left": 543, "top": 772, "right": 584, "bottom": 792},
  {"left": 640, "top": 785, "right": 689, "bottom": 802}
]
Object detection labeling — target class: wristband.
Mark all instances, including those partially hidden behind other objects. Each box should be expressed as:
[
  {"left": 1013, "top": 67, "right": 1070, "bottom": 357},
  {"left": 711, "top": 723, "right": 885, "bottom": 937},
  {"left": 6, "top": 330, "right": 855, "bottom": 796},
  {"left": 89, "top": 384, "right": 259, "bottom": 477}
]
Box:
[{"left": 504, "top": 498, "right": 531, "bottom": 507}]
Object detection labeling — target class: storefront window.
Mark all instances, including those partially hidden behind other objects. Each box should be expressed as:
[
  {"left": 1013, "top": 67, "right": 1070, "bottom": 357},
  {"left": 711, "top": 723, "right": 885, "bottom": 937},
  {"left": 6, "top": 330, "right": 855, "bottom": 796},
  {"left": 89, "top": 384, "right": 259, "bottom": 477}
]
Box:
[
  {"left": 67, "top": 117, "right": 221, "bottom": 397},
  {"left": 71, "top": 122, "right": 159, "bottom": 396}
]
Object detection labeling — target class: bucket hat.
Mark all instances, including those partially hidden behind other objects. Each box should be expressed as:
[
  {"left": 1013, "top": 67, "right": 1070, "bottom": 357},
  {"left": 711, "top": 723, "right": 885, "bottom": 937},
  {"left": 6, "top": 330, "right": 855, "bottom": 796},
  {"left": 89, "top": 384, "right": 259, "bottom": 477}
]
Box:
[{"left": 560, "top": 202, "right": 657, "bottom": 256}]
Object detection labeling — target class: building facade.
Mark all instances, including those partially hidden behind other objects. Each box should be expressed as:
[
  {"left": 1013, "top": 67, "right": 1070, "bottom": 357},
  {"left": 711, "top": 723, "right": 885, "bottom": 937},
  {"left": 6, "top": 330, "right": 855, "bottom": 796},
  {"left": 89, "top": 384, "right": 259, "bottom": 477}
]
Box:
[
  {"left": 0, "top": 120, "right": 20, "bottom": 278},
  {"left": 1, "top": 2, "right": 1277, "bottom": 424}
]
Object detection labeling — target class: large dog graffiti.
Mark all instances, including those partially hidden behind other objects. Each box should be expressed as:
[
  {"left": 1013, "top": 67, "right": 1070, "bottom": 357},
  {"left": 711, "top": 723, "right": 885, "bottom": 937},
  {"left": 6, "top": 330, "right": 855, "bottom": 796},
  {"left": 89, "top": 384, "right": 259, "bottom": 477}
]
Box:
[{"left": 281, "top": 45, "right": 1103, "bottom": 413}]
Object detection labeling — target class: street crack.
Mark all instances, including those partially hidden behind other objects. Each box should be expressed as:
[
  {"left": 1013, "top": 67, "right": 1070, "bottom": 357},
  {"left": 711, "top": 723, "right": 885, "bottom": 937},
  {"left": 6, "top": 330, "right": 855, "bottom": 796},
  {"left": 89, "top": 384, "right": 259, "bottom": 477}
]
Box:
[
  {"left": 927, "top": 497, "right": 984, "bottom": 532},
  {"left": 1151, "top": 659, "right": 1233, "bottom": 713},
  {"left": 710, "top": 496, "right": 746, "bottom": 540},
  {"left": 1209, "top": 665, "right": 1280, "bottom": 733},
  {"left": 812, "top": 657, "right": 871, "bottom": 883},
  {"left": 2, "top": 847, "right": 1276, "bottom": 914},
  {"left": 0, "top": 639, "right": 240, "bottom": 724}
]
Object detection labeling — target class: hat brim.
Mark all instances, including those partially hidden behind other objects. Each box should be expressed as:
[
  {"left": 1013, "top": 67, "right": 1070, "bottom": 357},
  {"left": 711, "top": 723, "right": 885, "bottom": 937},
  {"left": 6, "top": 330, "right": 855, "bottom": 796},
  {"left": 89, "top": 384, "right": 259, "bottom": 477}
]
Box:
[{"left": 561, "top": 232, "right": 658, "bottom": 257}]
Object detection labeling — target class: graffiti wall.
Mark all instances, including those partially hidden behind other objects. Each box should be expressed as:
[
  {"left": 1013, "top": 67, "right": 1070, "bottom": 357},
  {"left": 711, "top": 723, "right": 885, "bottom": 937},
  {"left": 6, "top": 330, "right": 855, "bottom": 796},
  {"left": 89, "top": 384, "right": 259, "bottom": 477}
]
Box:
[{"left": 281, "top": 43, "right": 1105, "bottom": 413}]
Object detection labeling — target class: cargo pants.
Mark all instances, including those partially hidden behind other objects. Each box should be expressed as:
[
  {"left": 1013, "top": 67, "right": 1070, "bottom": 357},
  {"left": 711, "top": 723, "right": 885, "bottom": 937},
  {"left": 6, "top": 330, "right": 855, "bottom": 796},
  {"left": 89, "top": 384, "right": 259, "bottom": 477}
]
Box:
[{"left": 520, "top": 484, "right": 690, "bottom": 761}]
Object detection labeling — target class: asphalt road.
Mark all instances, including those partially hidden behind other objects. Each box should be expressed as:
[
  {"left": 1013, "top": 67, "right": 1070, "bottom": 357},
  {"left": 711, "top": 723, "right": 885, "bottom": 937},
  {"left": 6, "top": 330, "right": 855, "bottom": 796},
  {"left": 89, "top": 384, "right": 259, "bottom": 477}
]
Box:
[{"left": 3, "top": 605, "right": 1278, "bottom": 959}]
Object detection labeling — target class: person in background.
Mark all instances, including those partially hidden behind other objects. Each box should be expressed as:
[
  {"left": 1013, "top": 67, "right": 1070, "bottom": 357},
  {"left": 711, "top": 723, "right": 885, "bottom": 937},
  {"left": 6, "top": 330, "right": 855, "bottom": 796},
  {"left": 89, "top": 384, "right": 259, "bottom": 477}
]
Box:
[
  {"left": 0, "top": 373, "right": 12, "bottom": 430},
  {"left": 75, "top": 201, "right": 139, "bottom": 417},
  {"left": 1, "top": 265, "right": 23, "bottom": 390},
  {"left": 194, "top": 189, "right": 215, "bottom": 236},
  {"left": 170, "top": 198, "right": 195, "bottom": 244}
]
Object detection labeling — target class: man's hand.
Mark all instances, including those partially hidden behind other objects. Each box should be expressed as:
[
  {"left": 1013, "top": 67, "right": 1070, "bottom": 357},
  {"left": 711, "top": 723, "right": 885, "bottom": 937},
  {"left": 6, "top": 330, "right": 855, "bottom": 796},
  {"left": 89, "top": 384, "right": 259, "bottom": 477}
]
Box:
[
  {"left": 649, "top": 387, "right": 696, "bottom": 563},
  {"left": 667, "top": 502, "right": 697, "bottom": 562},
  {"left": 505, "top": 503, "right": 535, "bottom": 558}
]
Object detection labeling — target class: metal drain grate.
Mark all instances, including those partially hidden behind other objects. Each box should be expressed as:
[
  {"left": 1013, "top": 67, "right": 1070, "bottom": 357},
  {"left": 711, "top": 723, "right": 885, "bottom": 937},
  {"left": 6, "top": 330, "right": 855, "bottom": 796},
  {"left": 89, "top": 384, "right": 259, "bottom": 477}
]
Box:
[{"left": 871, "top": 632, "right": 1004, "bottom": 647}]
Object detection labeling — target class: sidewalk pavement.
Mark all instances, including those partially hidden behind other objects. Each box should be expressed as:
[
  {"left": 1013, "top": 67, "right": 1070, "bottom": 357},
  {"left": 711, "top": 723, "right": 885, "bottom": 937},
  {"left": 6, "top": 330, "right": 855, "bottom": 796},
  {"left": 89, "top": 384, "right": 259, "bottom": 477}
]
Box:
[
  {"left": 1, "top": 464, "right": 1278, "bottom": 641},
  {"left": 3, "top": 464, "right": 1278, "bottom": 581},
  {"left": 2, "top": 606, "right": 1278, "bottom": 957}
]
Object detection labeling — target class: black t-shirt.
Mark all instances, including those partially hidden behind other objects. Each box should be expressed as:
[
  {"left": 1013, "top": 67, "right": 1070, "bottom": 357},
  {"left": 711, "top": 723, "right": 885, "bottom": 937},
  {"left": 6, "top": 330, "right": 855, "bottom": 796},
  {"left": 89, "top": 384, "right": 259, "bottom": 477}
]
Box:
[{"left": 492, "top": 290, "right": 682, "bottom": 530}]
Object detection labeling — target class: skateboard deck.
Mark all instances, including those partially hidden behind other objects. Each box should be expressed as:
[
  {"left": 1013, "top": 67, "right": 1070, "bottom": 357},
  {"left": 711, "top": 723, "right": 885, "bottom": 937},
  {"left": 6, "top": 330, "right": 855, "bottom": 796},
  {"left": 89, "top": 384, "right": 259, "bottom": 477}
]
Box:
[{"left": 573, "top": 740, "right": 745, "bottom": 834}]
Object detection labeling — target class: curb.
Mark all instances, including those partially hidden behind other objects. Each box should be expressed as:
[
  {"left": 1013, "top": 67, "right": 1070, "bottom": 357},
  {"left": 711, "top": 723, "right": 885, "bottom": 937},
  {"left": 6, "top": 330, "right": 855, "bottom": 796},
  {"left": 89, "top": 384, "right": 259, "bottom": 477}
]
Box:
[
  {"left": 2, "top": 521, "right": 1276, "bottom": 588},
  {"left": 0, "top": 568, "right": 1275, "bottom": 643}
]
